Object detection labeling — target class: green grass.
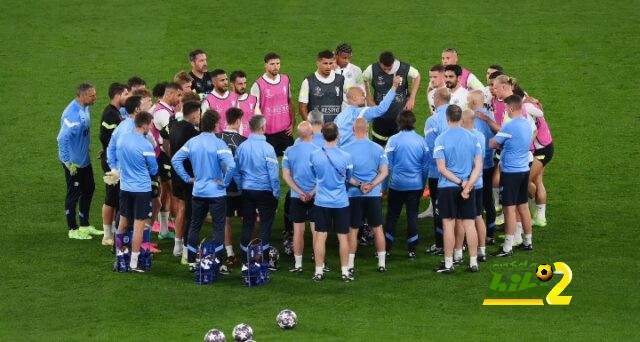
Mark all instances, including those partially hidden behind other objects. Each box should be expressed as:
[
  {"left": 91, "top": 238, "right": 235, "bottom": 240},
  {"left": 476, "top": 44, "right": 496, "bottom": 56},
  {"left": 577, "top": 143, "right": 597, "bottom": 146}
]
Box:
[{"left": 1, "top": 0, "right": 639, "bottom": 340}]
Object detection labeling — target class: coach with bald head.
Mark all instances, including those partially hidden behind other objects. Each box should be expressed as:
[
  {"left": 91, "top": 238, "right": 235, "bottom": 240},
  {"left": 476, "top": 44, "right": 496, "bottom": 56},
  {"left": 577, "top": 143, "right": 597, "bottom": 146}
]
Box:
[
  {"left": 423, "top": 87, "right": 452, "bottom": 255},
  {"left": 334, "top": 75, "right": 402, "bottom": 146},
  {"left": 282, "top": 121, "right": 319, "bottom": 273},
  {"left": 342, "top": 118, "right": 389, "bottom": 274}
]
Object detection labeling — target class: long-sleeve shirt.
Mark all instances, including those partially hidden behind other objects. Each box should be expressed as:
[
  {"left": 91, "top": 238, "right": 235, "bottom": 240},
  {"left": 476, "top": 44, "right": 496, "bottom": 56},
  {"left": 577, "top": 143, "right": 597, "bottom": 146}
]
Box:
[
  {"left": 117, "top": 131, "right": 158, "bottom": 192},
  {"left": 234, "top": 134, "right": 280, "bottom": 198},
  {"left": 171, "top": 132, "right": 236, "bottom": 198},
  {"left": 385, "top": 130, "right": 430, "bottom": 191},
  {"left": 99, "top": 104, "right": 122, "bottom": 151},
  {"left": 334, "top": 89, "right": 397, "bottom": 146},
  {"left": 473, "top": 107, "right": 496, "bottom": 169},
  {"left": 424, "top": 104, "right": 449, "bottom": 179},
  {"left": 107, "top": 117, "right": 135, "bottom": 170},
  {"left": 310, "top": 146, "right": 353, "bottom": 208},
  {"left": 56, "top": 99, "right": 91, "bottom": 167}
]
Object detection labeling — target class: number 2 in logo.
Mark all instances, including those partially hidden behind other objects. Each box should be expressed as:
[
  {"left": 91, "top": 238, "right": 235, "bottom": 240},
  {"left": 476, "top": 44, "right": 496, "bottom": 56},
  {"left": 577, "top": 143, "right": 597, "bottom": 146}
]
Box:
[{"left": 546, "top": 262, "right": 573, "bottom": 305}]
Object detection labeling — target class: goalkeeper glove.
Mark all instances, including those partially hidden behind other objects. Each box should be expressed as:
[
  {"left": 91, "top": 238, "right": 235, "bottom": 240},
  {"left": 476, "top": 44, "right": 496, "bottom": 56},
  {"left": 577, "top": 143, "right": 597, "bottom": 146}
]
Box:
[
  {"left": 103, "top": 169, "right": 120, "bottom": 185},
  {"left": 65, "top": 162, "right": 79, "bottom": 176}
]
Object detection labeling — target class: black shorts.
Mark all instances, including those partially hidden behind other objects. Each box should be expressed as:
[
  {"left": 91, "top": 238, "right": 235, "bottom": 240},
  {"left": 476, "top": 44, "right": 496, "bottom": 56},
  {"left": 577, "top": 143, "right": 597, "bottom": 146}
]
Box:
[
  {"left": 289, "top": 197, "right": 315, "bottom": 223},
  {"left": 437, "top": 187, "right": 476, "bottom": 220},
  {"left": 157, "top": 151, "right": 172, "bottom": 182},
  {"left": 104, "top": 183, "right": 120, "bottom": 208},
  {"left": 349, "top": 196, "right": 383, "bottom": 228},
  {"left": 171, "top": 178, "right": 192, "bottom": 200},
  {"left": 226, "top": 194, "right": 242, "bottom": 217},
  {"left": 314, "top": 205, "right": 350, "bottom": 234},
  {"left": 372, "top": 115, "right": 399, "bottom": 146},
  {"left": 500, "top": 171, "right": 529, "bottom": 206},
  {"left": 119, "top": 190, "right": 152, "bottom": 221},
  {"left": 265, "top": 130, "right": 294, "bottom": 157},
  {"left": 533, "top": 142, "right": 554, "bottom": 167},
  {"left": 151, "top": 176, "right": 160, "bottom": 198},
  {"left": 475, "top": 188, "right": 483, "bottom": 217}
]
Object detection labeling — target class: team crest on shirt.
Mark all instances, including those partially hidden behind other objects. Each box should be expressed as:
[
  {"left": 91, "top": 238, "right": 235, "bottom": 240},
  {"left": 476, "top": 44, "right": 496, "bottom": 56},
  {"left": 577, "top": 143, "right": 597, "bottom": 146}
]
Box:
[
  {"left": 346, "top": 72, "right": 352, "bottom": 78},
  {"left": 313, "top": 86, "right": 324, "bottom": 97},
  {"left": 335, "top": 86, "right": 340, "bottom": 96}
]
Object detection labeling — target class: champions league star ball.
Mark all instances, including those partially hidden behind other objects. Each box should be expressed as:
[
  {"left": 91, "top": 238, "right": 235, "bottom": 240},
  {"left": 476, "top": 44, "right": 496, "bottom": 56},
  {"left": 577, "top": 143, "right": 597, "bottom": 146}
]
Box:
[
  {"left": 276, "top": 309, "right": 298, "bottom": 329},
  {"left": 268, "top": 246, "right": 280, "bottom": 263},
  {"left": 536, "top": 264, "right": 553, "bottom": 282},
  {"left": 204, "top": 329, "right": 226, "bottom": 342},
  {"left": 232, "top": 323, "right": 253, "bottom": 341}
]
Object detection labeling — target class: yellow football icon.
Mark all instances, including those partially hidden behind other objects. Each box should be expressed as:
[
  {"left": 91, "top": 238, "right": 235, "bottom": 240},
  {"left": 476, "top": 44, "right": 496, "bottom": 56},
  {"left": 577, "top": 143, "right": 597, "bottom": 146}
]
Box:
[{"left": 536, "top": 264, "right": 553, "bottom": 282}]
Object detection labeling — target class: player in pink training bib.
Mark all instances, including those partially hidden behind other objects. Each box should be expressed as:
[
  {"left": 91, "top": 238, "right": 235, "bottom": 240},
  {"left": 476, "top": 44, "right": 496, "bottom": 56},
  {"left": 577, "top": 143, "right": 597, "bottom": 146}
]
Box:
[
  {"left": 230, "top": 70, "right": 258, "bottom": 138},
  {"left": 249, "top": 52, "right": 295, "bottom": 157},
  {"left": 201, "top": 69, "right": 238, "bottom": 133}
]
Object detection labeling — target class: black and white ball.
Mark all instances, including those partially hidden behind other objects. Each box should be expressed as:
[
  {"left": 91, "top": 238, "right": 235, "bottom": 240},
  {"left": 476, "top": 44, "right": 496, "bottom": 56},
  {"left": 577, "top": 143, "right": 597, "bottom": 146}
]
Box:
[
  {"left": 232, "top": 323, "right": 253, "bottom": 341},
  {"left": 268, "top": 246, "right": 280, "bottom": 263},
  {"left": 276, "top": 309, "right": 298, "bottom": 329},
  {"left": 204, "top": 328, "right": 226, "bottom": 342}
]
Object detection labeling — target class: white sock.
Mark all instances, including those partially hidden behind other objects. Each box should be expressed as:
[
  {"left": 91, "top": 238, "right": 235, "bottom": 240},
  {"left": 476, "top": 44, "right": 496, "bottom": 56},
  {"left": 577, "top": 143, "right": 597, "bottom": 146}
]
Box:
[
  {"left": 470, "top": 256, "right": 478, "bottom": 267},
  {"left": 524, "top": 234, "right": 532, "bottom": 245},
  {"left": 225, "top": 245, "right": 235, "bottom": 257},
  {"left": 315, "top": 266, "right": 323, "bottom": 276},
  {"left": 294, "top": 255, "right": 303, "bottom": 268},
  {"left": 348, "top": 253, "right": 355, "bottom": 269},
  {"left": 515, "top": 223, "right": 523, "bottom": 242},
  {"left": 479, "top": 247, "right": 486, "bottom": 256},
  {"left": 341, "top": 266, "right": 349, "bottom": 276},
  {"left": 159, "top": 211, "right": 169, "bottom": 234},
  {"left": 182, "top": 247, "right": 188, "bottom": 260},
  {"left": 130, "top": 251, "right": 140, "bottom": 268},
  {"left": 444, "top": 256, "right": 453, "bottom": 269},
  {"left": 493, "top": 188, "right": 500, "bottom": 207},
  {"left": 454, "top": 248, "right": 463, "bottom": 260},
  {"left": 174, "top": 238, "right": 183, "bottom": 254},
  {"left": 504, "top": 235, "right": 514, "bottom": 252},
  {"left": 536, "top": 204, "right": 546, "bottom": 220},
  {"left": 377, "top": 252, "right": 386, "bottom": 268},
  {"left": 103, "top": 224, "right": 113, "bottom": 238}
]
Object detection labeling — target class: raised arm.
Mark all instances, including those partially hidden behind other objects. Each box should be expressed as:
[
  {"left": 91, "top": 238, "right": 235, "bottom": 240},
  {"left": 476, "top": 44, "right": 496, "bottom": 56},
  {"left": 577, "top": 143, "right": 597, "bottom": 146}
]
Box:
[{"left": 364, "top": 75, "right": 402, "bottom": 120}]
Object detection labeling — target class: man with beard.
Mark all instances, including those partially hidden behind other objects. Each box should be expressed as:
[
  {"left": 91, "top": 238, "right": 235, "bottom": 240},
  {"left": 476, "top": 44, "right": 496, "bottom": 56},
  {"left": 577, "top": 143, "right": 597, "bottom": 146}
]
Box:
[{"left": 444, "top": 64, "right": 469, "bottom": 109}]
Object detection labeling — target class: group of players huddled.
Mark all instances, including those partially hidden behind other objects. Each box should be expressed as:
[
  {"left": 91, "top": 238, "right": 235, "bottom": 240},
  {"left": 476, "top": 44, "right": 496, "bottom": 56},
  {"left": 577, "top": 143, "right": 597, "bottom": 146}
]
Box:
[{"left": 56, "top": 44, "right": 553, "bottom": 281}]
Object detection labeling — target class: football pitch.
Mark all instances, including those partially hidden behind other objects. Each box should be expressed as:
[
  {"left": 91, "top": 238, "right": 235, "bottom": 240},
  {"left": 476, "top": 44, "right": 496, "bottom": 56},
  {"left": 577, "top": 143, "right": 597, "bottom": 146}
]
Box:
[{"left": 1, "top": 0, "right": 638, "bottom": 340}]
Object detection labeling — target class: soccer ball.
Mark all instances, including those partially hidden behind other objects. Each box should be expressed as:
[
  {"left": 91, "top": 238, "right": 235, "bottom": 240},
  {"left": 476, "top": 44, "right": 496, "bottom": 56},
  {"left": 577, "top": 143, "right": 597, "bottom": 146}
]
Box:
[
  {"left": 204, "top": 328, "right": 226, "bottom": 342},
  {"left": 268, "top": 246, "right": 280, "bottom": 263},
  {"left": 232, "top": 323, "right": 253, "bottom": 341},
  {"left": 536, "top": 264, "right": 553, "bottom": 282},
  {"left": 276, "top": 309, "right": 298, "bottom": 329}
]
